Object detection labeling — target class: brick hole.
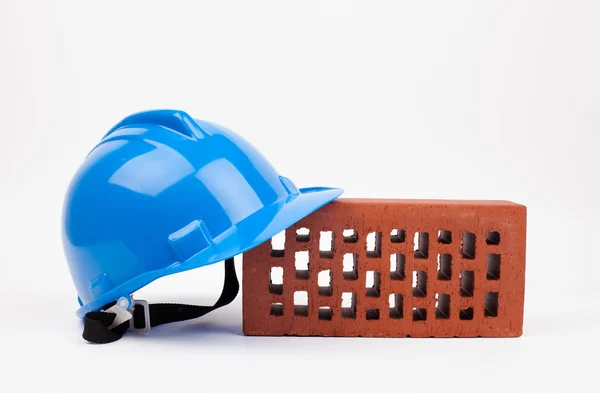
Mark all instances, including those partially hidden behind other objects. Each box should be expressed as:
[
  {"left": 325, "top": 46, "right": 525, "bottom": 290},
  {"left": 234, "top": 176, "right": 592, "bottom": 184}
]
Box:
[
  {"left": 270, "top": 303, "right": 284, "bottom": 316},
  {"left": 270, "top": 230, "right": 285, "bottom": 257},
  {"left": 412, "top": 270, "right": 427, "bottom": 297},
  {"left": 486, "top": 231, "right": 500, "bottom": 245},
  {"left": 435, "top": 293, "right": 450, "bottom": 319},
  {"left": 438, "top": 230, "right": 452, "bottom": 244},
  {"left": 390, "top": 253, "right": 406, "bottom": 280},
  {"left": 342, "top": 253, "right": 358, "bottom": 280},
  {"left": 295, "top": 251, "right": 309, "bottom": 279},
  {"left": 484, "top": 292, "right": 499, "bottom": 317},
  {"left": 390, "top": 229, "right": 406, "bottom": 243},
  {"left": 296, "top": 227, "right": 310, "bottom": 242},
  {"left": 459, "top": 270, "right": 474, "bottom": 297},
  {"left": 413, "top": 232, "right": 429, "bottom": 259},
  {"left": 366, "top": 232, "right": 382, "bottom": 258},
  {"left": 460, "top": 232, "right": 476, "bottom": 259},
  {"left": 293, "top": 291, "right": 308, "bottom": 317},
  {"left": 341, "top": 292, "right": 356, "bottom": 318},
  {"left": 366, "top": 308, "right": 380, "bottom": 320},
  {"left": 437, "top": 254, "right": 452, "bottom": 280},
  {"left": 460, "top": 307, "right": 474, "bottom": 320},
  {"left": 389, "top": 294, "right": 403, "bottom": 319},
  {"left": 318, "top": 306, "right": 333, "bottom": 321},
  {"left": 365, "top": 271, "right": 381, "bottom": 297},
  {"left": 486, "top": 253, "right": 501, "bottom": 280},
  {"left": 412, "top": 307, "right": 427, "bottom": 321},
  {"left": 318, "top": 269, "right": 333, "bottom": 296},
  {"left": 343, "top": 229, "right": 358, "bottom": 243},
  {"left": 319, "top": 231, "right": 334, "bottom": 258},
  {"left": 269, "top": 266, "right": 283, "bottom": 295}
]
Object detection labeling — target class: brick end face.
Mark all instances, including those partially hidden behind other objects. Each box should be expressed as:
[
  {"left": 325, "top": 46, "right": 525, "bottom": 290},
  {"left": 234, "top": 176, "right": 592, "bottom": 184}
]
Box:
[{"left": 242, "top": 199, "right": 526, "bottom": 338}]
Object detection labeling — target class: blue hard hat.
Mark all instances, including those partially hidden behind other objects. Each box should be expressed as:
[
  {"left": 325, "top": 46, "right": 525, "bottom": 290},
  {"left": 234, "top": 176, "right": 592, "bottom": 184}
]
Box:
[{"left": 62, "top": 109, "right": 342, "bottom": 336}]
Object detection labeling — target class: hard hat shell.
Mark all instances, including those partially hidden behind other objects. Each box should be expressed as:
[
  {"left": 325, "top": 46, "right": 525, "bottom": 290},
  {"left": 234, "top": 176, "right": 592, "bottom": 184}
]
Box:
[{"left": 62, "top": 109, "right": 342, "bottom": 318}]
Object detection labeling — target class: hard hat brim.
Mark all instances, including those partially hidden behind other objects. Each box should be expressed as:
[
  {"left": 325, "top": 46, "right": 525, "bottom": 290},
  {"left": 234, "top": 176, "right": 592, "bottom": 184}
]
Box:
[{"left": 75, "top": 186, "right": 343, "bottom": 318}]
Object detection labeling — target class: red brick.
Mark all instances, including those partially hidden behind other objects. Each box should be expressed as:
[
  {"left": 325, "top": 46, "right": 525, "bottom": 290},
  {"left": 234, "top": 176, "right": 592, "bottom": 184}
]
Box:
[{"left": 243, "top": 199, "right": 526, "bottom": 338}]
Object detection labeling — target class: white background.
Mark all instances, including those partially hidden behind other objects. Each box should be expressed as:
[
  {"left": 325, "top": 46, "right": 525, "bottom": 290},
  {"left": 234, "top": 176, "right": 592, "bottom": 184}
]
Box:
[{"left": 1, "top": 1, "right": 598, "bottom": 392}]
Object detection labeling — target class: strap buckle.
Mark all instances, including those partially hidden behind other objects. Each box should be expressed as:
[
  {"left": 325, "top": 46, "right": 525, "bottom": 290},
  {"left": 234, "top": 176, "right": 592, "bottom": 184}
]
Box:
[
  {"left": 129, "top": 299, "right": 151, "bottom": 334},
  {"left": 104, "top": 298, "right": 133, "bottom": 330}
]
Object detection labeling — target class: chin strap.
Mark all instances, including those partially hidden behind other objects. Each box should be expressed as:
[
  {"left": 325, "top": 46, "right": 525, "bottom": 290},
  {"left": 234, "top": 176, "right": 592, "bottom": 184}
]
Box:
[{"left": 82, "top": 258, "right": 239, "bottom": 344}]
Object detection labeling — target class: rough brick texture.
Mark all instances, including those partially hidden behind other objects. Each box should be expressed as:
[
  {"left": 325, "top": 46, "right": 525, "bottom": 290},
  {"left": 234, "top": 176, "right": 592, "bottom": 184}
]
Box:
[{"left": 243, "top": 199, "right": 526, "bottom": 338}]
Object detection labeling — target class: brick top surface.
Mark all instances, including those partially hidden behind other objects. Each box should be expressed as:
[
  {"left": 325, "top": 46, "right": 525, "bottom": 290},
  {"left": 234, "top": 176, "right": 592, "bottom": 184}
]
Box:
[{"left": 333, "top": 198, "right": 526, "bottom": 207}]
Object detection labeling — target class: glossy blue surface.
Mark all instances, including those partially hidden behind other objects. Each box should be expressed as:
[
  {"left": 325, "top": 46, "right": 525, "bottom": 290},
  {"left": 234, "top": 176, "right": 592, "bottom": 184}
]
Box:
[{"left": 62, "top": 110, "right": 343, "bottom": 318}]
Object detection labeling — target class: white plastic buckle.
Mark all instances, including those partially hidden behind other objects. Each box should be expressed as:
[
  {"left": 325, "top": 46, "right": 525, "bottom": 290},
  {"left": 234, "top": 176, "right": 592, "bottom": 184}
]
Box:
[
  {"left": 105, "top": 297, "right": 133, "bottom": 330},
  {"left": 129, "top": 299, "right": 151, "bottom": 334}
]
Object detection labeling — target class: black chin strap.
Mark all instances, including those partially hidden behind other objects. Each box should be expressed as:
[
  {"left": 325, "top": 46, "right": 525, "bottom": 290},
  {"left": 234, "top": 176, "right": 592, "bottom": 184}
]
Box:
[{"left": 82, "top": 258, "right": 239, "bottom": 344}]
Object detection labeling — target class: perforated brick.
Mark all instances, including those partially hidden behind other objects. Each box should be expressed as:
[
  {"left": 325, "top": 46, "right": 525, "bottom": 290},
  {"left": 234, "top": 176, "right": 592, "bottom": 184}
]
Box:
[{"left": 242, "top": 199, "right": 526, "bottom": 338}]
